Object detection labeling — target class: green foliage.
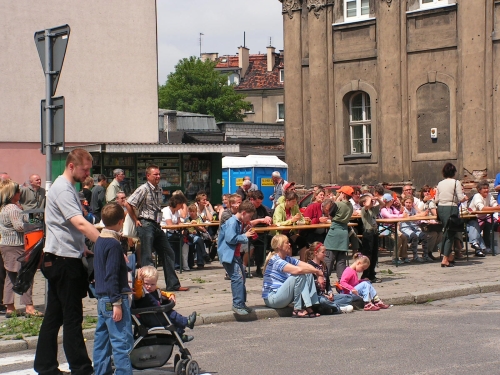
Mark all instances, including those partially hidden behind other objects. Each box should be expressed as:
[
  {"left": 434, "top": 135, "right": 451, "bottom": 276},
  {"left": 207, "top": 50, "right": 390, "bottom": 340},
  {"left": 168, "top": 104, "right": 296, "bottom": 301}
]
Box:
[
  {"left": 158, "top": 56, "right": 252, "bottom": 122},
  {"left": 191, "top": 277, "right": 207, "bottom": 284},
  {"left": 0, "top": 313, "right": 42, "bottom": 339},
  {"left": 0, "top": 314, "right": 98, "bottom": 339}
]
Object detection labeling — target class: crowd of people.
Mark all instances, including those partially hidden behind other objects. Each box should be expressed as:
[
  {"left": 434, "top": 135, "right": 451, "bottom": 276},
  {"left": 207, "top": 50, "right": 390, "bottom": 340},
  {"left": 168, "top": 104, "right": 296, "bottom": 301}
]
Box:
[
  {"left": 1, "top": 152, "right": 500, "bottom": 373},
  {"left": 215, "top": 162, "right": 500, "bottom": 315}
]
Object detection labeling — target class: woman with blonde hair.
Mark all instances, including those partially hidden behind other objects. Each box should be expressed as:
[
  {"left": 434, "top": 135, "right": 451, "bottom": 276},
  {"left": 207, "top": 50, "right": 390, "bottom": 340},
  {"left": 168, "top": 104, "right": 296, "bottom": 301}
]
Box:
[
  {"left": 262, "top": 234, "right": 323, "bottom": 318},
  {"left": 0, "top": 179, "right": 41, "bottom": 317}
]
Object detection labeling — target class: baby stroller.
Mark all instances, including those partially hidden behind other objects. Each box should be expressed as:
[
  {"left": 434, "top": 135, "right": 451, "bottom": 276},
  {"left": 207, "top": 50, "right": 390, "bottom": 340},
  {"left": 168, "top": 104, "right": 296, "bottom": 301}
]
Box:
[{"left": 130, "top": 299, "right": 200, "bottom": 375}]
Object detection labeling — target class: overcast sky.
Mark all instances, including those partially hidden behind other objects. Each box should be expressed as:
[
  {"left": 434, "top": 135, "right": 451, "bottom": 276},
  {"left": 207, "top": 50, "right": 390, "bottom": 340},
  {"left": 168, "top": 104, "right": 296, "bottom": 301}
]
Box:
[{"left": 156, "top": 0, "right": 284, "bottom": 84}]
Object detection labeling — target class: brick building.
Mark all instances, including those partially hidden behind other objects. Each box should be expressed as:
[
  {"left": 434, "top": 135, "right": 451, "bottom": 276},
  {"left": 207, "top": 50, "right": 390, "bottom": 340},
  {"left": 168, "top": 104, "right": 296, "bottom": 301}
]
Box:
[{"left": 279, "top": 0, "right": 499, "bottom": 187}]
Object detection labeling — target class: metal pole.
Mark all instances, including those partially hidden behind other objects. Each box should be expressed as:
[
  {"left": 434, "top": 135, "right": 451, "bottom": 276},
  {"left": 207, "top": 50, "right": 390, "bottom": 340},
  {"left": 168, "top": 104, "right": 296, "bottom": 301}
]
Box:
[
  {"left": 44, "top": 29, "right": 53, "bottom": 191},
  {"left": 44, "top": 29, "right": 53, "bottom": 308}
]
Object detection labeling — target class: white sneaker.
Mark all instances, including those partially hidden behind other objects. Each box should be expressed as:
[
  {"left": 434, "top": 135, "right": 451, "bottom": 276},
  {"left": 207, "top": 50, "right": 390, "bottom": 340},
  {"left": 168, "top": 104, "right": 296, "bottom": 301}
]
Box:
[{"left": 339, "top": 305, "right": 354, "bottom": 313}]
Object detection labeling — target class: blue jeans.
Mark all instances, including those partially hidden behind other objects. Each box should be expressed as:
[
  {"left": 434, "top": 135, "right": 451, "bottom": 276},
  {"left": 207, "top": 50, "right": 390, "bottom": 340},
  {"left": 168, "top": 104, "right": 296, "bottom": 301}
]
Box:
[
  {"left": 188, "top": 234, "right": 206, "bottom": 266},
  {"left": 354, "top": 281, "right": 378, "bottom": 303},
  {"left": 467, "top": 219, "right": 489, "bottom": 250},
  {"left": 137, "top": 220, "right": 180, "bottom": 291},
  {"left": 222, "top": 257, "right": 246, "bottom": 308},
  {"left": 264, "top": 274, "right": 319, "bottom": 310},
  {"left": 318, "top": 295, "right": 340, "bottom": 313},
  {"left": 93, "top": 296, "right": 134, "bottom": 375},
  {"left": 333, "top": 293, "right": 355, "bottom": 306}
]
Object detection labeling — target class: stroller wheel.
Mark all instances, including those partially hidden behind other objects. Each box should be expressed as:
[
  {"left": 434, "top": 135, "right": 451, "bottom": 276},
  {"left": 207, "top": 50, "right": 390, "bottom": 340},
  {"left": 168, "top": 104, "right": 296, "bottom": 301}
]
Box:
[
  {"left": 186, "top": 359, "right": 200, "bottom": 375},
  {"left": 174, "top": 358, "right": 185, "bottom": 375},
  {"left": 174, "top": 354, "right": 180, "bottom": 368}
]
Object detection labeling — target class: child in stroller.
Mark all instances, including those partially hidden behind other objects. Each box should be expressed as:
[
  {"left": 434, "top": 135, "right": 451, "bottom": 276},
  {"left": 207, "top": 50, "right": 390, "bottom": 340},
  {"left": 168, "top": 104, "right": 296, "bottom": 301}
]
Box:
[
  {"left": 131, "top": 266, "right": 200, "bottom": 374},
  {"left": 134, "top": 266, "right": 196, "bottom": 342}
]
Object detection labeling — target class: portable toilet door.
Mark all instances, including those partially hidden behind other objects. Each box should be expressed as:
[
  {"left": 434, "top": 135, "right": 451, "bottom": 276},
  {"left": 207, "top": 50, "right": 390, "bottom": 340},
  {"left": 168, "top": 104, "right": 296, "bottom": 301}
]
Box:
[
  {"left": 222, "top": 156, "right": 251, "bottom": 196},
  {"left": 221, "top": 168, "right": 229, "bottom": 196}
]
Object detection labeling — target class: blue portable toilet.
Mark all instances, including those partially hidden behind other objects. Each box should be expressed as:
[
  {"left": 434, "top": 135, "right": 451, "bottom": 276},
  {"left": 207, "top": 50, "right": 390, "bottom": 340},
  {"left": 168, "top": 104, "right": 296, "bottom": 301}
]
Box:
[{"left": 222, "top": 155, "right": 288, "bottom": 209}]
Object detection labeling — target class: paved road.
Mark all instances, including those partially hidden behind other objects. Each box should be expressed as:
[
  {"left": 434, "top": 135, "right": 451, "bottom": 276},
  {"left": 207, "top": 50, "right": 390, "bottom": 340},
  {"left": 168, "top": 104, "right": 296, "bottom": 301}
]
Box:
[{"left": 2, "top": 293, "right": 500, "bottom": 375}]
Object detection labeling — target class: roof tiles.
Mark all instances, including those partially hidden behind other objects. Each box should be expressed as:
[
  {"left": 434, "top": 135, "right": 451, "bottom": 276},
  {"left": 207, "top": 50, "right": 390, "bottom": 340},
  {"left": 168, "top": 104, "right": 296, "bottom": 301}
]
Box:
[{"left": 215, "top": 53, "right": 284, "bottom": 90}]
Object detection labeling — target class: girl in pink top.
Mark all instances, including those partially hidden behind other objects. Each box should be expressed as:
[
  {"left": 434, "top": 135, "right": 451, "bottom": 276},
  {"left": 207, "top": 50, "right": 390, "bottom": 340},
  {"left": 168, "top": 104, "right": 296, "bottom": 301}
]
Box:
[{"left": 339, "top": 253, "right": 390, "bottom": 311}]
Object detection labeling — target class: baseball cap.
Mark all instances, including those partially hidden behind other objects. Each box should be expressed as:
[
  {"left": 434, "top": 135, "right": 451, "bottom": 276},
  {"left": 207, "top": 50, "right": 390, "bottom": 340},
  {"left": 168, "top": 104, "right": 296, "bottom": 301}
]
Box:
[
  {"left": 383, "top": 193, "right": 394, "bottom": 202},
  {"left": 283, "top": 182, "right": 296, "bottom": 191},
  {"left": 337, "top": 186, "right": 354, "bottom": 196}
]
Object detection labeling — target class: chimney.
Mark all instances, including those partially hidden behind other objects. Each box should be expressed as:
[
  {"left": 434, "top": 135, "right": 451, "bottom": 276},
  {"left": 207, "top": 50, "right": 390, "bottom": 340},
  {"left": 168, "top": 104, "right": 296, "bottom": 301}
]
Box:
[
  {"left": 238, "top": 46, "right": 249, "bottom": 78},
  {"left": 165, "top": 110, "right": 177, "bottom": 132},
  {"left": 201, "top": 52, "right": 218, "bottom": 62},
  {"left": 267, "top": 46, "right": 276, "bottom": 72}
]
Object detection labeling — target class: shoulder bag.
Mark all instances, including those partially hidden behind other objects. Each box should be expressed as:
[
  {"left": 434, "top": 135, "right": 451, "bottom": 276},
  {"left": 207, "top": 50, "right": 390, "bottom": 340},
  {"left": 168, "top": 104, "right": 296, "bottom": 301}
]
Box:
[{"left": 446, "top": 179, "right": 465, "bottom": 232}]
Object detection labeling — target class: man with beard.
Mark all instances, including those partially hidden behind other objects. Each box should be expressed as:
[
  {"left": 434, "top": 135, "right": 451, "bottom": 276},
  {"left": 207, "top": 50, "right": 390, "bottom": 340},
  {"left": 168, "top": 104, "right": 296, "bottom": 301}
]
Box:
[{"left": 34, "top": 149, "right": 99, "bottom": 375}]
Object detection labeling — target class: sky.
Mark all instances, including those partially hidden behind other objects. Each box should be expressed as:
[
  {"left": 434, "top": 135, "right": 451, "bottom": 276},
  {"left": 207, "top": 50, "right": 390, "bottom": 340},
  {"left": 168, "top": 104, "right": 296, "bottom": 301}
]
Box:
[{"left": 156, "top": 0, "right": 284, "bottom": 84}]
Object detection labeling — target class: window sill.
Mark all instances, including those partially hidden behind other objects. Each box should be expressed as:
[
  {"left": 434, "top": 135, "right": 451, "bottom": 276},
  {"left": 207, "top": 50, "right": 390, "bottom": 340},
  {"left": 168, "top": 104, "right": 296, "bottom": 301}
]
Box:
[
  {"left": 343, "top": 153, "right": 372, "bottom": 161},
  {"left": 276, "top": 119, "right": 284, "bottom": 123},
  {"left": 244, "top": 111, "right": 255, "bottom": 114},
  {"left": 407, "top": 3, "right": 456, "bottom": 17},
  {"left": 333, "top": 17, "right": 375, "bottom": 30}
]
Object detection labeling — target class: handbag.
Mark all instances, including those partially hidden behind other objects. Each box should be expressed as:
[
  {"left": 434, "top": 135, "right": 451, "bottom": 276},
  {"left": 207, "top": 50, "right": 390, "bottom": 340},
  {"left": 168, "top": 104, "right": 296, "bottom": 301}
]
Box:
[
  {"left": 446, "top": 180, "right": 465, "bottom": 232},
  {"left": 123, "top": 213, "right": 138, "bottom": 238}
]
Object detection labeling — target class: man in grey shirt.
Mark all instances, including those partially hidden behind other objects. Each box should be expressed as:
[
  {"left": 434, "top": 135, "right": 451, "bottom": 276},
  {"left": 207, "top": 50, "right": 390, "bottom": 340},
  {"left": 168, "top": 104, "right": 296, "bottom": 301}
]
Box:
[
  {"left": 106, "top": 168, "right": 125, "bottom": 203},
  {"left": 91, "top": 174, "right": 107, "bottom": 222},
  {"left": 19, "top": 174, "right": 46, "bottom": 210},
  {"left": 34, "top": 149, "right": 99, "bottom": 375}
]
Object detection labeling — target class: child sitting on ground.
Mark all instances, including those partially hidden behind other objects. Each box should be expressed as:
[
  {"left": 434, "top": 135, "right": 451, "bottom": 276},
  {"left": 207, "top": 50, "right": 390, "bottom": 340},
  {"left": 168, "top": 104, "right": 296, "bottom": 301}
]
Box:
[
  {"left": 307, "top": 242, "right": 354, "bottom": 314},
  {"left": 93, "top": 203, "right": 133, "bottom": 375},
  {"left": 339, "top": 253, "right": 390, "bottom": 311},
  {"left": 134, "top": 266, "right": 196, "bottom": 342}
]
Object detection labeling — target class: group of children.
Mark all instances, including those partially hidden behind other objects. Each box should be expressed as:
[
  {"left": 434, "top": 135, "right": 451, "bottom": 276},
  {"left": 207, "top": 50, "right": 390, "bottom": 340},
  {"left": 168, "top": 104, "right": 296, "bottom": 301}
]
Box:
[{"left": 92, "top": 202, "right": 196, "bottom": 375}]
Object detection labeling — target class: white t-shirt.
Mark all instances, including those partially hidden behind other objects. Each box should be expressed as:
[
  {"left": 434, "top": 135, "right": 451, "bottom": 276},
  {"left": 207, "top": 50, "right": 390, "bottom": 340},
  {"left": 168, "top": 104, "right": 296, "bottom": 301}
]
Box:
[
  {"left": 162, "top": 206, "right": 181, "bottom": 232},
  {"left": 469, "top": 193, "right": 497, "bottom": 220}
]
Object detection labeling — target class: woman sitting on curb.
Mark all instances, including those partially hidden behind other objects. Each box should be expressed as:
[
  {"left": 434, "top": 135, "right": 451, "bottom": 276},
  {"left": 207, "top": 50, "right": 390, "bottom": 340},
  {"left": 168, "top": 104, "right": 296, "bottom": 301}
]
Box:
[{"left": 262, "top": 234, "right": 322, "bottom": 318}]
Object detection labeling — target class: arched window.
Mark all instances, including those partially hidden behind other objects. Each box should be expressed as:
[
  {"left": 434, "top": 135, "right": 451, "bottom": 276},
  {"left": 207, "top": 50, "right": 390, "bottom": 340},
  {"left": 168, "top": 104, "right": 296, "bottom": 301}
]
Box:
[{"left": 349, "top": 92, "right": 371, "bottom": 154}]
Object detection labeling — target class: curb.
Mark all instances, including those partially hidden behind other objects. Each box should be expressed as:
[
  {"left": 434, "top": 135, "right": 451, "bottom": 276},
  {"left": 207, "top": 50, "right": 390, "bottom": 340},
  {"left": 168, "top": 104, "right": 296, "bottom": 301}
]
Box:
[{"left": 1, "top": 283, "right": 499, "bottom": 354}]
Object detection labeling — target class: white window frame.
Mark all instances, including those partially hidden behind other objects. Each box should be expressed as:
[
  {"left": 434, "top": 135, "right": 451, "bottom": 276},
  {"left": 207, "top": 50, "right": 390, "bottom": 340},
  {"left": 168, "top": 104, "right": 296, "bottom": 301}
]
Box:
[
  {"left": 277, "top": 103, "right": 284, "bottom": 122},
  {"left": 244, "top": 104, "right": 255, "bottom": 114},
  {"left": 227, "top": 73, "right": 239, "bottom": 86},
  {"left": 349, "top": 92, "right": 371, "bottom": 154},
  {"left": 420, "top": 0, "right": 449, "bottom": 9},
  {"left": 279, "top": 69, "right": 284, "bottom": 83},
  {"left": 344, "top": 0, "right": 370, "bottom": 22}
]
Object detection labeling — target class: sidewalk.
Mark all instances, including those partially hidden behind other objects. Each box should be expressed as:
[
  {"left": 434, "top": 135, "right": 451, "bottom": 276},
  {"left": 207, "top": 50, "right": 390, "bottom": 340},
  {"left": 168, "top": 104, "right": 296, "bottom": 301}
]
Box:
[{"left": 1, "top": 249, "right": 500, "bottom": 353}]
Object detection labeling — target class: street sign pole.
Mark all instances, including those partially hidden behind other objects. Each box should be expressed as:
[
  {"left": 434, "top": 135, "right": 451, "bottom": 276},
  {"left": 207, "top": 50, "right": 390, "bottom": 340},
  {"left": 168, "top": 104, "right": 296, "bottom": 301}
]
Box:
[
  {"left": 44, "top": 29, "right": 53, "bottom": 191},
  {"left": 35, "top": 24, "right": 69, "bottom": 191}
]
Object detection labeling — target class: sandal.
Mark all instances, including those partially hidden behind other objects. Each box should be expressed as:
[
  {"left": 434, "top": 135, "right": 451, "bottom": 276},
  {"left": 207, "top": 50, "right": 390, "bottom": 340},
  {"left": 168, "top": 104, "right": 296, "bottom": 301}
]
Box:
[
  {"left": 291, "top": 309, "right": 309, "bottom": 318},
  {"left": 306, "top": 308, "right": 320, "bottom": 318}
]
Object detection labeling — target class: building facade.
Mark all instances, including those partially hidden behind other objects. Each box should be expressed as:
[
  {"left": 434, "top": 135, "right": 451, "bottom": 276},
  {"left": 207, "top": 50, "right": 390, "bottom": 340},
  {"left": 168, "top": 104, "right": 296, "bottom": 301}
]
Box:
[
  {"left": 208, "top": 47, "right": 285, "bottom": 125},
  {"left": 0, "top": 1, "right": 159, "bottom": 185},
  {"left": 279, "top": 0, "right": 499, "bottom": 187}
]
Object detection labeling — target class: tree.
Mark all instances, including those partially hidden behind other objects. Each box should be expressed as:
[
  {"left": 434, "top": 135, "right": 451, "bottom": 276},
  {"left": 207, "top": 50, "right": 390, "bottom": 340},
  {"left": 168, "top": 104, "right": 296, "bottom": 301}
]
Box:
[{"left": 158, "top": 56, "right": 252, "bottom": 122}]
